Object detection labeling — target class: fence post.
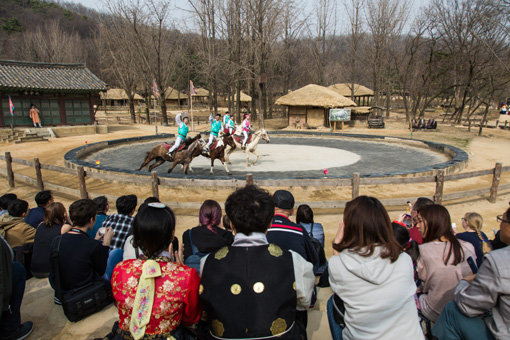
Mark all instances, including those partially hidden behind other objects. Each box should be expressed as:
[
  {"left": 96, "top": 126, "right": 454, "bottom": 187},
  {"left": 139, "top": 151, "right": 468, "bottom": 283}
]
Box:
[
  {"left": 489, "top": 162, "right": 502, "bottom": 203},
  {"left": 5, "top": 152, "right": 14, "bottom": 188},
  {"left": 151, "top": 171, "right": 159, "bottom": 199},
  {"left": 246, "top": 174, "right": 253, "bottom": 186},
  {"left": 352, "top": 172, "right": 360, "bottom": 200},
  {"left": 34, "top": 158, "right": 44, "bottom": 191},
  {"left": 77, "top": 166, "right": 88, "bottom": 199},
  {"left": 434, "top": 169, "right": 445, "bottom": 204}
]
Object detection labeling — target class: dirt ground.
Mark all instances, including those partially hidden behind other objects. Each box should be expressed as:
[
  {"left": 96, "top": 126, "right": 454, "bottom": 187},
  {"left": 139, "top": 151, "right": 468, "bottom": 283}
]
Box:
[{"left": 1, "top": 118, "right": 509, "bottom": 339}]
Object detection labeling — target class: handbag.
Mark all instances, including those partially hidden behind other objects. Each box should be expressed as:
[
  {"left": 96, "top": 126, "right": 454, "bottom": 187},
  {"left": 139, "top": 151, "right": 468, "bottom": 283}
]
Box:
[
  {"left": 331, "top": 294, "right": 346, "bottom": 327},
  {"left": 50, "top": 235, "right": 113, "bottom": 322}
]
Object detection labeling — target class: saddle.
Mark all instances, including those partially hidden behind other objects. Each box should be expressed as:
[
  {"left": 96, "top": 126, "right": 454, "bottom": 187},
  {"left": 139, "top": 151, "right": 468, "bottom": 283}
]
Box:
[
  {"left": 233, "top": 133, "right": 251, "bottom": 144},
  {"left": 210, "top": 140, "right": 219, "bottom": 151},
  {"left": 162, "top": 142, "right": 186, "bottom": 152}
]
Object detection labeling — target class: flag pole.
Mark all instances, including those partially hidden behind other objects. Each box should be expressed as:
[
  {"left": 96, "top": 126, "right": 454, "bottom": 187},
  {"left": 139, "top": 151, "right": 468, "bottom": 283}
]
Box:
[{"left": 190, "top": 80, "right": 194, "bottom": 132}]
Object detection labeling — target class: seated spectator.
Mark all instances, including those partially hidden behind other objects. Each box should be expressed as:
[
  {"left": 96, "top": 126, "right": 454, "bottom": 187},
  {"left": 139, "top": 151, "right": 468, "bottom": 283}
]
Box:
[
  {"left": 296, "top": 204, "right": 325, "bottom": 248},
  {"left": 0, "top": 234, "right": 33, "bottom": 340},
  {"left": 102, "top": 195, "right": 137, "bottom": 250},
  {"left": 109, "top": 202, "right": 201, "bottom": 339},
  {"left": 87, "top": 196, "right": 109, "bottom": 239},
  {"left": 432, "top": 206, "right": 510, "bottom": 339},
  {"left": 416, "top": 204, "right": 476, "bottom": 322},
  {"left": 267, "top": 190, "right": 319, "bottom": 331},
  {"left": 222, "top": 214, "right": 232, "bottom": 232},
  {"left": 0, "top": 200, "right": 35, "bottom": 249},
  {"left": 456, "top": 212, "right": 492, "bottom": 267},
  {"left": 182, "top": 200, "right": 234, "bottom": 273},
  {"left": 0, "top": 193, "right": 17, "bottom": 217},
  {"left": 199, "top": 185, "right": 314, "bottom": 339},
  {"left": 392, "top": 221, "right": 420, "bottom": 263},
  {"left": 24, "top": 190, "right": 53, "bottom": 228},
  {"left": 407, "top": 197, "right": 434, "bottom": 244},
  {"left": 491, "top": 229, "right": 507, "bottom": 250},
  {"left": 31, "top": 202, "right": 71, "bottom": 278},
  {"left": 296, "top": 204, "right": 327, "bottom": 276},
  {"left": 143, "top": 196, "right": 160, "bottom": 204},
  {"left": 50, "top": 199, "right": 113, "bottom": 292},
  {"left": 328, "top": 196, "right": 423, "bottom": 340}
]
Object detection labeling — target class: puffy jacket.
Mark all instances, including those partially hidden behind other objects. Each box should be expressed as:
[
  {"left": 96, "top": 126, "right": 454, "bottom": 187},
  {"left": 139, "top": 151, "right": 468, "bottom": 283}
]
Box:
[{"left": 0, "top": 214, "right": 36, "bottom": 248}]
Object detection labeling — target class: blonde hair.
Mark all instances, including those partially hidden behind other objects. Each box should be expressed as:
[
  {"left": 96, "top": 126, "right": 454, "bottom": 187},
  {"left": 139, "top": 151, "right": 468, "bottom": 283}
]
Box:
[{"left": 464, "top": 212, "right": 491, "bottom": 254}]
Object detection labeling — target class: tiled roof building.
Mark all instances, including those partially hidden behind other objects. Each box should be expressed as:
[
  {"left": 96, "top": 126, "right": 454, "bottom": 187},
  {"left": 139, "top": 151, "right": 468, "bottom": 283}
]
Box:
[{"left": 0, "top": 60, "right": 107, "bottom": 126}]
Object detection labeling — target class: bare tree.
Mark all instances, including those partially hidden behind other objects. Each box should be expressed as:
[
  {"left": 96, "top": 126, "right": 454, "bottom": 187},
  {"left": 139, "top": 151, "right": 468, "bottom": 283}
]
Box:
[
  {"left": 344, "top": 0, "right": 364, "bottom": 100},
  {"left": 310, "top": 0, "right": 337, "bottom": 85}
]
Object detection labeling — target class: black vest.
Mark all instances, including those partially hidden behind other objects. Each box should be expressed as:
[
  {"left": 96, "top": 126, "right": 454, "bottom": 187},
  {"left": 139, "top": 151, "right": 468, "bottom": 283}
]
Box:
[{"left": 200, "top": 244, "right": 297, "bottom": 339}]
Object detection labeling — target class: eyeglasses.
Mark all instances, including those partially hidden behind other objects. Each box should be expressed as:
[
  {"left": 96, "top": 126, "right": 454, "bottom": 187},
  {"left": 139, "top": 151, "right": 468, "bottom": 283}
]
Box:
[
  {"left": 461, "top": 217, "right": 466, "bottom": 222},
  {"left": 497, "top": 215, "right": 510, "bottom": 223}
]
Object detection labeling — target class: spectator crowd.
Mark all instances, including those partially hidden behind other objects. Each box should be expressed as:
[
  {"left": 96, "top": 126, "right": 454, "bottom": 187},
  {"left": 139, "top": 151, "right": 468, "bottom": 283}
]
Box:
[{"left": 0, "top": 187, "right": 509, "bottom": 340}]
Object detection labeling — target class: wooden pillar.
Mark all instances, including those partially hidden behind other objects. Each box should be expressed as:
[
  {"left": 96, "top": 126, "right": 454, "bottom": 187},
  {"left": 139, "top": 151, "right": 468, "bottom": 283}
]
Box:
[
  {"left": 58, "top": 96, "right": 67, "bottom": 125},
  {"left": 0, "top": 95, "right": 5, "bottom": 127},
  {"left": 246, "top": 174, "right": 253, "bottom": 186},
  {"left": 489, "top": 162, "right": 502, "bottom": 203},
  {"left": 151, "top": 171, "right": 159, "bottom": 199},
  {"left": 352, "top": 172, "right": 360, "bottom": 200},
  {"left": 34, "top": 158, "right": 44, "bottom": 191},
  {"left": 5, "top": 152, "right": 14, "bottom": 188},
  {"left": 77, "top": 166, "right": 88, "bottom": 199},
  {"left": 434, "top": 169, "right": 445, "bottom": 204}
]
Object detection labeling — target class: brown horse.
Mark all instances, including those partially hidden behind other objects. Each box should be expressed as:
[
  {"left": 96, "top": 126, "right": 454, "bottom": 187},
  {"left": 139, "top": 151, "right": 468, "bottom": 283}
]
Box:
[
  {"left": 138, "top": 134, "right": 202, "bottom": 174},
  {"left": 201, "top": 134, "right": 236, "bottom": 175}
]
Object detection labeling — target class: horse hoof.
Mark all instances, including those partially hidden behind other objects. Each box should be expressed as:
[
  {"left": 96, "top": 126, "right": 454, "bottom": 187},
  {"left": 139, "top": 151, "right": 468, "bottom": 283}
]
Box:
[{"left": 228, "top": 172, "right": 232, "bottom": 176}]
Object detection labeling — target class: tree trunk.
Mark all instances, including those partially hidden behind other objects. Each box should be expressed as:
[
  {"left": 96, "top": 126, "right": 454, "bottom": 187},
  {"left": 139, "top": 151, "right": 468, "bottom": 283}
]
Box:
[
  {"left": 160, "top": 99, "right": 168, "bottom": 125},
  {"left": 129, "top": 96, "right": 136, "bottom": 123}
]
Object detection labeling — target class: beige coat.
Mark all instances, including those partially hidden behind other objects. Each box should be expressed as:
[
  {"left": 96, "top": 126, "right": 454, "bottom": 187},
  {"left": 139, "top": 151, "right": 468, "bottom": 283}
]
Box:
[{"left": 0, "top": 214, "right": 36, "bottom": 248}]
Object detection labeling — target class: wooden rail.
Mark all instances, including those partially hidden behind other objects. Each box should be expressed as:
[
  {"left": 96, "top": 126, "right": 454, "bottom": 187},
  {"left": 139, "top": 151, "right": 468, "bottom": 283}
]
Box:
[{"left": 0, "top": 151, "right": 508, "bottom": 209}]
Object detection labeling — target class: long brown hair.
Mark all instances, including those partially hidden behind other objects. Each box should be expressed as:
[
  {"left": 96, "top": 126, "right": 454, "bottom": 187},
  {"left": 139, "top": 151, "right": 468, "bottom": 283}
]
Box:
[
  {"left": 333, "top": 196, "right": 401, "bottom": 262},
  {"left": 419, "top": 204, "right": 464, "bottom": 265},
  {"left": 43, "top": 202, "right": 66, "bottom": 227}
]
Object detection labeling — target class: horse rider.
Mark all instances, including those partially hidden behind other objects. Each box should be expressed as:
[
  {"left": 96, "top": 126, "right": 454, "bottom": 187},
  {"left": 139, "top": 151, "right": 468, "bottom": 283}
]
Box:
[
  {"left": 204, "top": 112, "right": 223, "bottom": 152},
  {"left": 241, "top": 113, "right": 251, "bottom": 150},
  {"left": 223, "top": 111, "right": 235, "bottom": 134},
  {"left": 167, "top": 112, "right": 190, "bottom": 160}
]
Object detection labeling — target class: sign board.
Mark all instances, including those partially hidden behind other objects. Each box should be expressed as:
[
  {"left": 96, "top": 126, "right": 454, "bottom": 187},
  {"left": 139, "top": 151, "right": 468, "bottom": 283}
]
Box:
[{"left": 329, "top": 108, "right": 351, "bottom": 122}]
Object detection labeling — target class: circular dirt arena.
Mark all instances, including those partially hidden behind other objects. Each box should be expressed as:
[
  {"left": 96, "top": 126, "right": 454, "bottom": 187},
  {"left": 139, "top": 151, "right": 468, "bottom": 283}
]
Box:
[{"left": 79, "top": 135, "right": 460, "bottom": 179}]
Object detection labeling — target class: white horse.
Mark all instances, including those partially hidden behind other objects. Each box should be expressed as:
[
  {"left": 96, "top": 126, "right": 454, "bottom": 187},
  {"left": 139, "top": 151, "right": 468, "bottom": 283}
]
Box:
[{"left": 225, "top": 127, "right": 270, "bottom": 167}]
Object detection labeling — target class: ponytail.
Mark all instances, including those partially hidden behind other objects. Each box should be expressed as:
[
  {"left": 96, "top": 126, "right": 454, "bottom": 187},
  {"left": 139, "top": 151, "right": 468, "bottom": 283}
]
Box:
[{"left": 465, "top": 212, "right": 492, "bottom": 254}]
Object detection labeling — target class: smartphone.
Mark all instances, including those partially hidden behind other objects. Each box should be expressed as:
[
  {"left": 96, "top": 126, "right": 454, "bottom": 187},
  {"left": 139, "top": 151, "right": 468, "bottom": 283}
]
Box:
[{"left": 467, "top": 256, "right": 478, "bottom": 274}]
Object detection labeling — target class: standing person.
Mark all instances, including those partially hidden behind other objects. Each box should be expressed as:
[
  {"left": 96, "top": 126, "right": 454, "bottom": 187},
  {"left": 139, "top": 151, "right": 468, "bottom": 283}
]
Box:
[
  {"left": 223, "top": 111, "right": 235, "bottom": 134},
  {"left": 31, "top": 202, "right": 71, "bottom": 278},
  {"left": 241, "top": 113, "right": 251, "bottom": 150},
  {"left": 182, "top": 200, "right": 233, "bottom": 274},
  {"left": 199, "top": 185, "right": 315, "bottom": 339},
  {"left": 416, "top": 204, "right": 476, "bottom": 322},
  {"left": 109, "top": 203, "right": 202, "bottom": 340},
  {"left": 327, "top": 196, "right": 424, "bottom": 340},
  {"left": 101, "top": 195, "right": 137, "bottom": 250},
  {"left": 29, "top": 104, "right": 42, "bottom": 128},
  {"left": 432, "top": 207, "right": 510, "bottom": 340},
  {"left": 456, "top": 212, "right": 492, "bottom": 267},
  {"left": 24, "top": 190, "right": 53, "bottom": 229},
  {"left": 88, "top": 196, "right": 109, "bottom": 239},
  {"left": 204, "top": 113, "right": 223, "bottom": 152},
  {"left": 167, "top": 112, "right": 190, "bottom": 160}
]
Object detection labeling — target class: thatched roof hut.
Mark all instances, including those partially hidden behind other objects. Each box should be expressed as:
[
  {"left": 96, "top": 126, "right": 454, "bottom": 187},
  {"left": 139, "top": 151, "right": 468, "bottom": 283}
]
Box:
[
  {"left": 233, "top": 91, "right": 252, "bottom": 102},
  {"left": 275, "top": 84, "right": 356, "bottom": 128},
  {"left": 195, "top": 88, "right": 209, "bottom": 97},
  {"left": 100, "top": 88, "right": 143, "bottom": 106},
  {"left": 328, "top": 83, "right": 374, "bottom": 106},
  {"left": 165, "top": 86, "right": 187, "bottom": 106}
]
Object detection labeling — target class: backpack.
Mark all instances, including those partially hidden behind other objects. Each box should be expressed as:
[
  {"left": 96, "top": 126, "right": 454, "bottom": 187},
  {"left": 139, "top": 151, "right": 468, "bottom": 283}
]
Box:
[
  {"left": 308, "top": 223, "right": 327, "bottom": 274},
  {"left": 183, "top": 230, "right": 208, "bottom": 274}
]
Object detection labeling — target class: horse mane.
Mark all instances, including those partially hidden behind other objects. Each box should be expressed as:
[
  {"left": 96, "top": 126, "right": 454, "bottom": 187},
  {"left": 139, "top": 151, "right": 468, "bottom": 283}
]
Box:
[{"left": 184, "top": 134, "right": 201, "bottom": 146}]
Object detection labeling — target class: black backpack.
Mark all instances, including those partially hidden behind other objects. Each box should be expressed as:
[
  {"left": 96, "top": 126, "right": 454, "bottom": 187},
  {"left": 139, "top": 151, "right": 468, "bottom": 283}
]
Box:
[
  {"left": 308, "top": 223, "right": 327, "bottom": 273},
  {"left": 50, "top": 236, "right": 112, "bottom": 322}
]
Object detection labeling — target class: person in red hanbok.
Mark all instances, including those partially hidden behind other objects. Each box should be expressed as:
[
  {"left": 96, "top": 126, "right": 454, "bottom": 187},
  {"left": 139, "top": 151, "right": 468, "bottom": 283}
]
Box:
[{"left": 108, "top": 202, "right": 202, "bottom": 340}]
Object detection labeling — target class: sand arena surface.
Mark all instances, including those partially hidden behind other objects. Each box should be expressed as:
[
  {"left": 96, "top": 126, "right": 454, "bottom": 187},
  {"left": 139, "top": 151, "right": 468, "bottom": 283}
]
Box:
[
  {"left": 0, "top": 123, "right": 509, "bottom": 339},
  {"left": 82, "top": 136, "right": 448, "bottom": 179}
]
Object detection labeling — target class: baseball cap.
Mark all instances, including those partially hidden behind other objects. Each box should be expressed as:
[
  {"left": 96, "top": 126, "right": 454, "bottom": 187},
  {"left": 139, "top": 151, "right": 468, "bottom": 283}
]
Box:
[{"left": 273, "top": 190, "right": 295, "bottom": 210}]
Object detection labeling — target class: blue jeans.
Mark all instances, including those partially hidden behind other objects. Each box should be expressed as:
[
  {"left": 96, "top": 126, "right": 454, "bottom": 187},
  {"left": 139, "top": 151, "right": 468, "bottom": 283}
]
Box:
[
  {"left": 104, "top": 248, "right": 123, "bottom": 282},
  {"left": 432, "top": 301, "right": 495, "bottom": 340},
  {"left": 0, "top": 262, "right": 26, "bottom": 334},
  {"left": 326, "top": 295, "right": 344, "bottom": 340}
]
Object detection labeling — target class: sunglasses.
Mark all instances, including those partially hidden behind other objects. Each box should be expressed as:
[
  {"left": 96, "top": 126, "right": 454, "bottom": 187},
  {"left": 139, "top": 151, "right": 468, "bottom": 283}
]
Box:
[{"left": 497, "top": 215, "right": 510, "bottom": 223}]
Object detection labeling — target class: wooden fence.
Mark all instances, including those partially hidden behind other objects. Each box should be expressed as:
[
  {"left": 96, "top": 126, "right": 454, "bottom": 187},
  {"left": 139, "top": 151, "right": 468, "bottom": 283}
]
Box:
[{"left": 0, "top": 151, "right": 509, "bottom": 210}]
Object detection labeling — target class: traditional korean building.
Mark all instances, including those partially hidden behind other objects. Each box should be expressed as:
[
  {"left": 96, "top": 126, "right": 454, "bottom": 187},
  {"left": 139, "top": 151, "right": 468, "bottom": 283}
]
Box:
[{"left": 0, "top": 60, "right": 107, "bottom": 127}]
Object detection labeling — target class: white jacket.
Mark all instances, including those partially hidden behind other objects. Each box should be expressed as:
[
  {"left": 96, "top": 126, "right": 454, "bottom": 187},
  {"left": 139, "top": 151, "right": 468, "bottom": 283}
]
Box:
[{"left": 329, "top": 247, "right": 424, "bottom": 340}]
